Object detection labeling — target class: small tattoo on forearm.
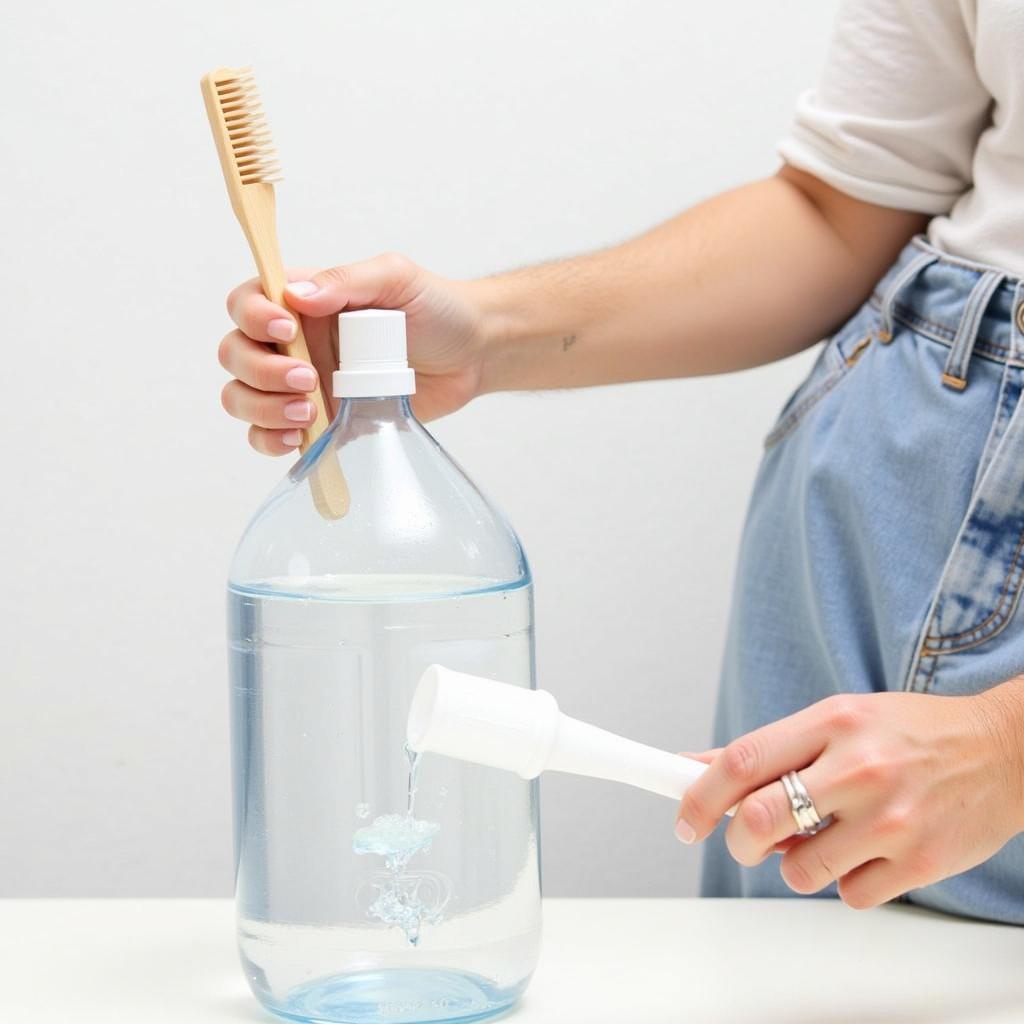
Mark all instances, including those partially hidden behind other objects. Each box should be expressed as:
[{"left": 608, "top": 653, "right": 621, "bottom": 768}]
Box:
[{"left": 562, "top": 333, "right": 578, "bottom": 352}]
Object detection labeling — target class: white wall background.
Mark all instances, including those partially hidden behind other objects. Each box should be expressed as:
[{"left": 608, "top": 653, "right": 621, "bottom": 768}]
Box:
[{"left": 1, "top": 0, "right": 839, "bottom": 897}]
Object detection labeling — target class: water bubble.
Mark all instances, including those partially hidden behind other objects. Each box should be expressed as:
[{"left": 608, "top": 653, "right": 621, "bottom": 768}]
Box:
[
  {"left": 354, "top": 813, "right": 444, "bottom": 943},
  {"left": 352, "top": 748, "right": 446, "bottom": 944},
  {"left": 355, "top": 802, "right": 371, "bottom": 820},
  {"left": 354, "top": 814, "right": 440, "bottom": 872}
]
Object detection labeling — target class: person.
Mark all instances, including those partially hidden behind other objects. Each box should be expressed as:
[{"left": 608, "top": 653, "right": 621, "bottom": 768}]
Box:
[{"left": 216, "top": 2, "right": 1024, "bottom": 924}]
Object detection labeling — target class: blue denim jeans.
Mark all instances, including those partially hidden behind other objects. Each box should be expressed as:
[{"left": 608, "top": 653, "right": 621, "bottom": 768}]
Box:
[{"left": 701, "top": 238, "right": 1024, "bottom": 925}]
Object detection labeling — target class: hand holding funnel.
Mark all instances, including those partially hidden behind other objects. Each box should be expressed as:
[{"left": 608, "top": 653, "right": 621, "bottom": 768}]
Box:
[{"left": 407, "top": 665, "right": 736, "bottom": 813}]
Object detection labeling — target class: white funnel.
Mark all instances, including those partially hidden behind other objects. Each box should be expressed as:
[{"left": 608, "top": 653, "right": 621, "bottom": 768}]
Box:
[{"left": 407, "top": 665, "right": 725, "bottom": 805}]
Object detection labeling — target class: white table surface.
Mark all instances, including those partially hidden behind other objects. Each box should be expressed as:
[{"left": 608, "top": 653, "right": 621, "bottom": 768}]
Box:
[{"left": 2, "top": 897, "right": 1022, "bottom": 1023}]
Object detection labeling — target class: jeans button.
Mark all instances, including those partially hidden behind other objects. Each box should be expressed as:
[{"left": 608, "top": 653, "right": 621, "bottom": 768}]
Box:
[{"left": 1017, "top": 303, "right": 1024, "bottom": 335}]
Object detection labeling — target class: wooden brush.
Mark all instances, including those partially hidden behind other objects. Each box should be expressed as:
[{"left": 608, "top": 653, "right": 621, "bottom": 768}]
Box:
[{"left": 201, "top": 66, "right": 349, "bottom": 520}]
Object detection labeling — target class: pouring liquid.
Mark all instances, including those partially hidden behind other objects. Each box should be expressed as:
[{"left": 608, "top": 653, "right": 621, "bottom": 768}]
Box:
[{"left": 353, "top": 744, "right": 445, "bottom": 944}]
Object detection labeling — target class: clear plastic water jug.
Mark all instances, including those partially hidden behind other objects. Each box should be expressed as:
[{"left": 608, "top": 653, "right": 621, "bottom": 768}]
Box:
[{"left": 227, "top": 310, "right": 541, "bottom": 1024}]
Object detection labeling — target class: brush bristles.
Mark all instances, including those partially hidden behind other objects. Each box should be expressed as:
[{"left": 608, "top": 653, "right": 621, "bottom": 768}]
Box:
[{"left": 214, "top": 69, "right": 282, "bottom": 185}]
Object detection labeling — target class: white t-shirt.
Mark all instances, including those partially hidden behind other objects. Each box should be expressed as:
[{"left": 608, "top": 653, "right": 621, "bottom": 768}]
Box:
[{"left": 778, "top": 1, "right": 1023, "bottom": 276}]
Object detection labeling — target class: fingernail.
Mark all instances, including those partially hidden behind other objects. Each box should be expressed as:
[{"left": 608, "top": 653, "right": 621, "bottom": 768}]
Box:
[
  {"left": 285, "top": 366, "right": 317, "bottom": 391},
  {"left": 267, "top": 318, "right": 297, "bottom": 342},
  {"left": 286, "top": 281, "right": 319, "bottom": 298},
  {"left": 285, "top": 400, "right": 314, "bottom": 422},
  {"left": 282, "top": 429, "right": 303, "bottom": 448},
  {"left": 675, "top": 819, "right": 696, "bottom": 844}
]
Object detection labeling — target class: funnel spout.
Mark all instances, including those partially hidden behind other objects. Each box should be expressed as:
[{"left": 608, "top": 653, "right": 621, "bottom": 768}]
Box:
[{"left": 407, "top": 665, "right": 719, "bottom": 806}]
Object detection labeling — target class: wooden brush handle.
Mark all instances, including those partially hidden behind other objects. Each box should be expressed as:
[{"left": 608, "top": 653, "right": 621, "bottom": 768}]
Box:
[
  {"left": 240, "top": 185, "right": 350, "bottom": 519},
  {"left": 271, "top": 298, "right": 337, "bottom": 454},
  {"left": 200, "top": 68, "right": 348, "bottom": 518},
  {"left": 254, "top": 244, "right": 334, "bottom": 447}
]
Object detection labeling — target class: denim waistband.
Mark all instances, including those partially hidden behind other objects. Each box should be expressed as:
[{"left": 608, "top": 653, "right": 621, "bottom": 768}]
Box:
[{"left": 870, "top": 237, "right": 1024, "bottom": 368}]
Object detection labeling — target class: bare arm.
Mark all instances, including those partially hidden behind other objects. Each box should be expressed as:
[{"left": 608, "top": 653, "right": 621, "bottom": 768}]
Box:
[
  {"left": 218, "top": 167, "right": 927, "bottom": 453},
  {"left": 475, "top": 167, "right": 928, "bottom": 393}
]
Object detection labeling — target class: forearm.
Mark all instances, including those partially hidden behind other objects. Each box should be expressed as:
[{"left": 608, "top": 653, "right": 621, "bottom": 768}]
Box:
[{"left": 473, "top": 167, "right": 927, "bottom": 393}]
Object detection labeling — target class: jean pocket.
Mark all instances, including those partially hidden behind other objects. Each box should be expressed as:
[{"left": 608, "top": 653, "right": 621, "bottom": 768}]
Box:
[
  {"left": 763, "top": 308, "right": 877, "bottom": 451},
  {"left": 907, "top": 362, "right": 1024, "bottom": 689}
]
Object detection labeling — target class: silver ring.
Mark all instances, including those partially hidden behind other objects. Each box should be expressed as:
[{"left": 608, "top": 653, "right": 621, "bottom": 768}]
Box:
[{"left": 781, "top": 770, "right": 824, "bottom": 836}]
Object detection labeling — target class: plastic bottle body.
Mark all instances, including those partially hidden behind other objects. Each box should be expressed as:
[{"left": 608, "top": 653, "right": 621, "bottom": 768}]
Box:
[{"left": 228, "top": 398, "right": 541, "bottom": 1024}]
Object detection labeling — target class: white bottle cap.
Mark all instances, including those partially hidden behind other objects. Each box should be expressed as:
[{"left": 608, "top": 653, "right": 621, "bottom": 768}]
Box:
[{"left": 333, "top": 309, "right": 416, "bottom": 398}]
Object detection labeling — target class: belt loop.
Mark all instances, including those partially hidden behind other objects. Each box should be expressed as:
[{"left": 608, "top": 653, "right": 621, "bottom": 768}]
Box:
[
  {"left": 1013, "top": 281, "right": 1024, "bottom": 361},
  {"left": 941, "top": 270, "right": 1005, "bottom": 391},
  {"left": 877, "top": 250, "right": 938, "bottom": 343}
]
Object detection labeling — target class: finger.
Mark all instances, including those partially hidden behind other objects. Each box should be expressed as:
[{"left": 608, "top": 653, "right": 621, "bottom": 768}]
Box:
[
  {"left": 226, "top": 269, "right": 318, "bottom": 341},
  {"left": 778, "top": 821, "right": 876, "bottom": 895},
  {"left": 226, "top": 278, "right": 301, "bottom": 344},
  {"left": 724, "top": 759, "right": 838, "bottom": 866},
  {"left": 676, "top": 701, "right": 839, "bottom": 842},
  {"left": 248, "top": 425, "right": 305, "bottom": 457},
  {"left": 836, "top": 859, "right": 904, "bottom": 910},
  {"left": 221, "top": 380, "right": 317, "bottom": 430},
  {"left": 218, "top": 331, "right": 319, "bottom": 394},
  {"left": 282, "top": 252, "right": 423, "bottom": 317}
]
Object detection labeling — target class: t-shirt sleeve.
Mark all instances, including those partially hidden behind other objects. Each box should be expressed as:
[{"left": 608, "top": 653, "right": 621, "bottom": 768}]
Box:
[{"left": 778, "top": 0, "right": 991, "bottom": 214}]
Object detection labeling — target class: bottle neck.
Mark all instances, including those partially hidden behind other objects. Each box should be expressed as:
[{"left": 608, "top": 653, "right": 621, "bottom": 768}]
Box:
[{"left": 334, "top": 395, "right": 416, "bottom": 432}]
